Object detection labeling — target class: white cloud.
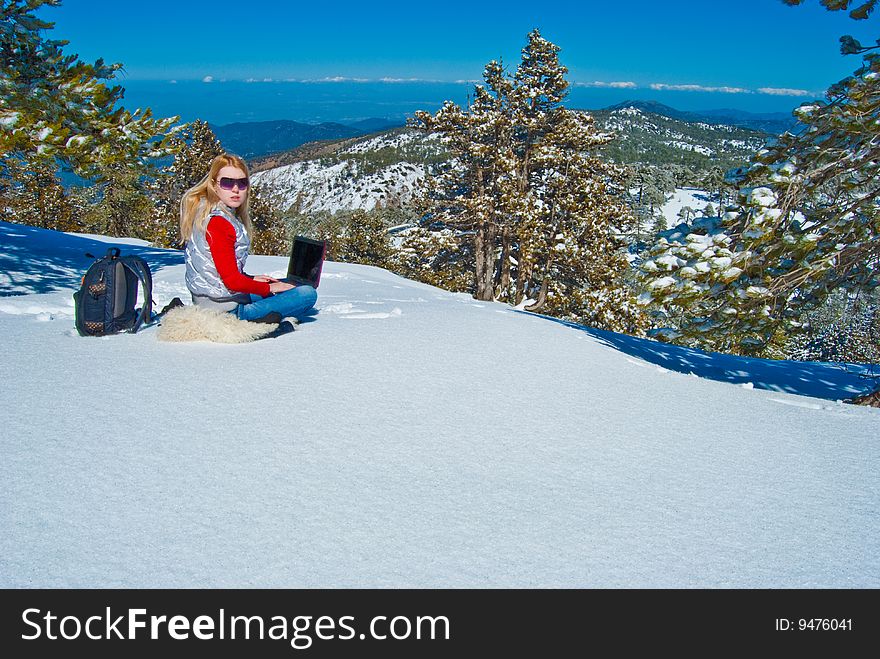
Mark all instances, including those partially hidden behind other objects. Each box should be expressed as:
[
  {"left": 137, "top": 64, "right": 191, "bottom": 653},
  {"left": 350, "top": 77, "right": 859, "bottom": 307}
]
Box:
[
  {"left": 202, "top": 75, "right": 214, "bottom": 83},
  {"left": 380, "top": 77, "right": 438, "bottom": 83},
  {"left": 574, "top": 80, "right": 637, "bottom": 89},
  {"left": 285, "top": 76, "right": 462, "bottom": 84},
  {"left": 650, "top": 83, "right": 751, "bottom": 94},
  {"left": 303, "top": 76, "right": 371, "bottom": 83},
  {"left": 758, "top": 87, "right": 812, "bottom": 96}
]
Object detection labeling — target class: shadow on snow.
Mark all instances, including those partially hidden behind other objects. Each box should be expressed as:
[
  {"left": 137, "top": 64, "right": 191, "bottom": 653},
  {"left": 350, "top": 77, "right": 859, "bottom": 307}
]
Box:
[
  {"left": 0, "top": 221, "right": 183, "bottom": 297},
  {"left": 515, "top": 310, "right": 878, "bottom": 402}
]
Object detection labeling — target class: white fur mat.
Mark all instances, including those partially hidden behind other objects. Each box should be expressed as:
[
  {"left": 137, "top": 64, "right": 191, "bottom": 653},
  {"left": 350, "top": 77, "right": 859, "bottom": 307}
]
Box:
[{"left": 157, "top": 305, "right": 275, "bottom": 343}]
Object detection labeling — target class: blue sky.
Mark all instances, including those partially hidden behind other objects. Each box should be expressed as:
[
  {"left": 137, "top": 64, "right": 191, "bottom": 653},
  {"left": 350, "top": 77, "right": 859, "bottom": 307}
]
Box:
[{"left": 37, "top": 0, "right": 878, "bottom": 120}]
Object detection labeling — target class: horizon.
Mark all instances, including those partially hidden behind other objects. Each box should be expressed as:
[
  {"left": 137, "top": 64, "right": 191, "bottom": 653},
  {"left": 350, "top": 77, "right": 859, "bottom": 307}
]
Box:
[
  {"left": 119, "top": 80, "right": 805, "bottom": 127},
  {"left": 38, "top": 0, "right": 877, "bottom": 123}
]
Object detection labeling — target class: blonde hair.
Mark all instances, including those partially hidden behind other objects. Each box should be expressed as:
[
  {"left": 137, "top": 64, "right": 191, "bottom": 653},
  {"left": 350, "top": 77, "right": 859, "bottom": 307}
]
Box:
[{"left": 179, "top": 153, "right": 252, "bottom": 242}]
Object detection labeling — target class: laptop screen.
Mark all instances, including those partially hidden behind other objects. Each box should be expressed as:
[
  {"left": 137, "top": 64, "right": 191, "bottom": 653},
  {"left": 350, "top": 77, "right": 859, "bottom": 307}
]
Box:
[{"left": 286, "top": 236, "right": 326, "bottom": 288}]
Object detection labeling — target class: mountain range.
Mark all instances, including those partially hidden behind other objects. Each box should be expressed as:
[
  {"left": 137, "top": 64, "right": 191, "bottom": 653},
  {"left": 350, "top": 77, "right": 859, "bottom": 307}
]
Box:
[
  {"left": 603, "top": 100, "right": 797, "bottom": 135},
  {"left": 221, "top": 100, "right": 795, "bottom": 163}
]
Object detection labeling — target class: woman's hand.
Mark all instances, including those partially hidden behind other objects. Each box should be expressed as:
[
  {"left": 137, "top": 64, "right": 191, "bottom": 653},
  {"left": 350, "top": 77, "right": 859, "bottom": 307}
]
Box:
[
  {"left": 269, "top": 281, "right": 295, "bottom": 294},
  {"left": 253, "top": 275, "right": 280, "bottom": 283}
]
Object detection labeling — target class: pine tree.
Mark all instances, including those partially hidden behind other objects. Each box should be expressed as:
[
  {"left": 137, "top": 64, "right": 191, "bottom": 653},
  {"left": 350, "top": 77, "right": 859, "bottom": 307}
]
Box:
[
  {"left": 639, "top": 6, "right": 880, "bottom": 356},
  {"left": 677, "top": 206, "right": 694, "bottom": 223},
  {"left": 393, "top": 225, "right": 473, "bottom": 291},
  {"left": 323, "top": 209, "right": 396, "bottom": 267},
  {"left": 412, "top": 30, "right": 645, "bottom": 333},
  {"left": 412, "top": 58, "right": 517, "bottom": 301},
  {"left": 82, "top": 162, "right": 156, "bottom": 239},
  {"left": 701, "top": 167, "right": 727, "bottom": 206},
  {"left": 1, "top": 157, "right": 82, "bottom": 231},
  {"left": 783, "top": 0, "right": 875, "bottom": 20},
  {"left": 624, "top": 165, "right": 668, "bottom": 246},
  {"left": 0, "top": 1, "right": 179, "bottom": 181},
  {"left": 250, "top": 183, "right": 289, "bottom": 256}
]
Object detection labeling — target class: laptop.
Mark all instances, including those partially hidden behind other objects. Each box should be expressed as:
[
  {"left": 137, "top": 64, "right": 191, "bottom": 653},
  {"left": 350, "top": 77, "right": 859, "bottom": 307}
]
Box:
[{"left": 285, "top": 236, "right": 327, "bottom": 288}]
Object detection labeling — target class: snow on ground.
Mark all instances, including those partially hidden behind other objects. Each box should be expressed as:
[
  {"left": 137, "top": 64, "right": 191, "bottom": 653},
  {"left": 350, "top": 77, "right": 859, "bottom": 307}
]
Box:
[
  {"left": 0, "top": 220, "right": 878, "bottom": 588},
  {"left": 253, "top": 159, "right": 425, "bottom": 214},
  {"left": 661, "top": 187, "right": 715, "bottom": 222}
]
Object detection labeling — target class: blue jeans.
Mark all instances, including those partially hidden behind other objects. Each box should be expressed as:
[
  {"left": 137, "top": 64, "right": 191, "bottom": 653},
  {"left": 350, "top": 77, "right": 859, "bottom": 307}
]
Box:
[{"left": 236, "top": 285, "right": 318, "bottom": 321}]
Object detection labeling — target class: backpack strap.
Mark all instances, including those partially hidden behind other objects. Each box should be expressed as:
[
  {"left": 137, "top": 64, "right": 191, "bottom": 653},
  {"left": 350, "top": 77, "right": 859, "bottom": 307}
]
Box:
[{"left": 120, "top": 256, "right": 154, "bottom": 333}]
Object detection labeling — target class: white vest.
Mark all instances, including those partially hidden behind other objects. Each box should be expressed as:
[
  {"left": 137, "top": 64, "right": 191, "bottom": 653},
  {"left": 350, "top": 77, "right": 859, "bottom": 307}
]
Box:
[{"left": 184, "top": 204, "right": 252, "bottom": 311}]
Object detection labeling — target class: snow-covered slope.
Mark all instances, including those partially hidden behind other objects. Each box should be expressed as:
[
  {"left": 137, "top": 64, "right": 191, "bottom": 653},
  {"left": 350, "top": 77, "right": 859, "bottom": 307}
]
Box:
[
  {"left": 660, "top": 187, "right": 714, "bottom": 220},
  {"left": 1, "top": 221, "right": 877, "bottom": 588},
  {"left": 593, "top": 106, "right": 768, "bottom": 164},
  {"left": 251, "top": 130, "right": 439, "bottom": 214},
  {"left": 254, "top": 158, "right": 425, "bottom": 214}
]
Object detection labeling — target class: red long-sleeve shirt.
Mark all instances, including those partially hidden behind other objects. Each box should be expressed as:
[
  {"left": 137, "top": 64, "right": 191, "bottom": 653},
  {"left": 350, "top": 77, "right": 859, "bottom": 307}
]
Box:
[{"left": 205, "top": 216, "right": 271, "bottom": 297}]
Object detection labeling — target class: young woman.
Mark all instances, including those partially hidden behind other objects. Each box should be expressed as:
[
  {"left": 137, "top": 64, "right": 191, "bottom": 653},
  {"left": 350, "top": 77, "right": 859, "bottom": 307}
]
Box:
[{"left": 179, "top": 154, "right": 317, "bottom": 323}]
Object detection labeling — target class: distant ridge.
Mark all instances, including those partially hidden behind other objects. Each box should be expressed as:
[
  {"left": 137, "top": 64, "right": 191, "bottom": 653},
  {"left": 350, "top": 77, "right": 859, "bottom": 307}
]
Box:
[
  {"left": 346, "top": 118, "right": 405, "bottom": 132},
  {"left": 211, "top": 119, "right": 405, "bottom": 160},
  {"left": 602, "top": 99, "right": 798, "bottom": 135},
  {"left": 604, "top": 100, "right": 695, "bottom": 122},
  {"left": 212, "top": 120, "right": 360, "bottom": 159}
]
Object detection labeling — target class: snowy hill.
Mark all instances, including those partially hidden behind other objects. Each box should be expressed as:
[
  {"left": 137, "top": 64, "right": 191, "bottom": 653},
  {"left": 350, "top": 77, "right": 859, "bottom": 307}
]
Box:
[
  {"left": 604, "top": 100, "right": 797, "bottom": 135},
  {"left": 251, "top": 130, "right": 441, "bottom": 214},
  {"left": 591, "top": 105, "right": 769, "bottom": 168},
  {"left": 660, "top": 187, "right": 716, "bottom": 220},
  {"left": 1, "top": 221, "right": 877, "bottom": 588}
]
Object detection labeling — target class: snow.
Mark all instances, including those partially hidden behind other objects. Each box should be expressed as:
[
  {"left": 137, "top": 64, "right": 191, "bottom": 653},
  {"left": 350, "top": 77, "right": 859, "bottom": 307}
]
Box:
[
  {"left": 662, "top": 140, "right": 713, "bottom": 156},
  {"left": 253, "top": 159, "right": 425, "bottom": 214},
  {"left": 616, "top": 107, "right": 643, "bottom": 117},
  {"left": 0, "top": 112, "right": 20, "bottom": 128},
  {"left": 250, "top": 130, "right": 439, "bottom": 214},
  {"left": 1, "top": 220, "right": 878, "bottom": 588},
  {"left": 660, "top": 187, "right": 714, "bottom": 221}
]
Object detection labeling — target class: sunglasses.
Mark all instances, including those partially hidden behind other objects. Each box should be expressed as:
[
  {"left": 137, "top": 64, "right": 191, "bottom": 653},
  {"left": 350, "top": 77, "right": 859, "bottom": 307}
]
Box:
[{"left": 216, "top": 176, "right": 249, "bottom": 191}]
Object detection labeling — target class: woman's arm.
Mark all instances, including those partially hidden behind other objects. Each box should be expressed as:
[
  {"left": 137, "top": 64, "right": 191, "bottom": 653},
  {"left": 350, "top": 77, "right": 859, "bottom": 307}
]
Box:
[{"left": 205, "top": 216, "right": 272, "bottom": 297}]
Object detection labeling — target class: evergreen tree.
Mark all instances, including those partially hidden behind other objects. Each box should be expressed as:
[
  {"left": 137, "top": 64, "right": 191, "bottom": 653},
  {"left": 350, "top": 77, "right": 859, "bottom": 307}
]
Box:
[
  {"left": 639, "top": 6, "right": 880, "bottom": 355},
  {"left": 412, "top": 57, "right": 517, "bottom": 301},
  {"left": 250, "top": 183, "right": 290, "bottom": 256},
  {"left": 783, "top": 0, "right": 875, "bottom": 20},
  {"left": 0, "top": 1, "right": 179, "bottom": 181},
  {"left": 323, "top": 209, "right": 396, "bottom": 267},
  {"left": 1, "top": 156, "right": 82, "bottom": 231},
  {"left": 82, "top": 162, "right": 156, "bottom": 239},
  {"left": 393, "top": 225, "right": 473, "bottom": 291},
  {"left": 677, "top": 206, "right": 695, "bottom": 223},
  {"left": 624, "top": 164, "right": 668, "bottom": 246},
  {"left": 701, "top": 167, "right": 727, "bottom": 206},
  {"left": 786, "top": 288, "right": 880, "bottom": 364},
  {"left": 412, "top": 30, "right": 645, "bottom": 333}
]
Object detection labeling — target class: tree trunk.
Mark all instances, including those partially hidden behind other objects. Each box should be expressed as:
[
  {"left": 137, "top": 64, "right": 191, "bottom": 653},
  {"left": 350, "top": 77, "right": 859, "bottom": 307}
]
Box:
[
  {"left": 849, "top": 387, "right": 880, "bottom": 408},
  {"left": 473, "top": 222, "right": 496, "bottom": 301},
  {"left": 514, "top": 252, "right": 533, "bottom": 305},
  {"left": 524, "top": 254, "right": 553, "bottom": 312},
  {"left": 523, "top": 275, "right": 549, "bottom": 312},
  {"left": 495, "top": 224, "right": 512, "bottom": 301}
]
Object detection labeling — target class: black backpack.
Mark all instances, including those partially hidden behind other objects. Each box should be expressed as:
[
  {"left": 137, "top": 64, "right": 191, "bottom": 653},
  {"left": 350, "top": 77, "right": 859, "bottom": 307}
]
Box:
[{"left": 74, "top": 248, "right": 153, "bottom": 336}]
